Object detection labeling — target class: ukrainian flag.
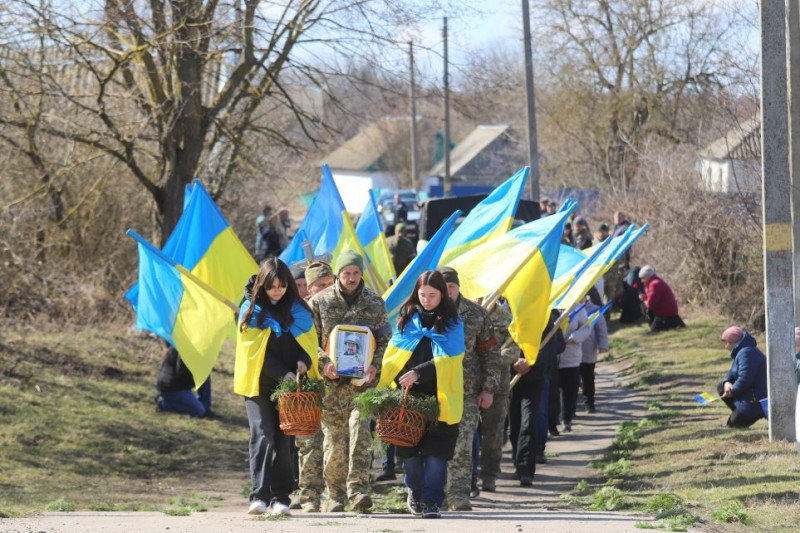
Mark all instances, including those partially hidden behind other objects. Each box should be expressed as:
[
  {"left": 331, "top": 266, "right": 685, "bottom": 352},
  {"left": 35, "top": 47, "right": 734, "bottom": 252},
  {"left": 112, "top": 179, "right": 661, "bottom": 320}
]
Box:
[
  {"left": 438, "top": 167, "right": 528, "bottom": 266},
  {"left": 377, "top": 313, "right": 465, "bottom": 424},
  {"left": 695, "top": 392, "right": 717, "bottom": 406},
  {"left": 586, "top": 302, "right": 612, "bottom": 328},
  {"left": 234, "top": 299, "right": 321, "bottom": 397},
  {"left": 549, "top": 236, "right": 614, "bottom": 306},
  {"left": 356, "top": 192, "right": 396, "bottom": 286},
  {"left": 383, "top": 210, "right": 462, "bottom": 330},
  {"left": 449, "top": 207, "right": 573, "bottom": 363},
  {"left": 128, "top": 231, "right": 236, "bottom": 387},
  {"left": 554, "top": 224, "right": 648, "bottom": 312},
  {"left": 125, "top": 180, "right": 257, "bottom": 316},
  {"left": 280, "top": 164, "right": 384, "bottom": 293}
]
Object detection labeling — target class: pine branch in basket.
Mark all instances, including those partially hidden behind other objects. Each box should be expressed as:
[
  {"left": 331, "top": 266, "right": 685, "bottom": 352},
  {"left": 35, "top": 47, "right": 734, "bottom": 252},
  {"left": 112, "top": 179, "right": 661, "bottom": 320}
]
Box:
[
  {"left": 354, "top": 388, "right": 439, "bottom": 423},
  {"left": 269, "top": 377, "right": 325, "bottom": 403}
]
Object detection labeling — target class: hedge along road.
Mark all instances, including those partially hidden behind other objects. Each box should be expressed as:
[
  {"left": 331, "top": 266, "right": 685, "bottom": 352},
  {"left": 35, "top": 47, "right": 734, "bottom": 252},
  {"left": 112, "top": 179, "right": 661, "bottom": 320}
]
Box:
[{"left": 2, "top": 359, "right": 702, "bottom": 533}]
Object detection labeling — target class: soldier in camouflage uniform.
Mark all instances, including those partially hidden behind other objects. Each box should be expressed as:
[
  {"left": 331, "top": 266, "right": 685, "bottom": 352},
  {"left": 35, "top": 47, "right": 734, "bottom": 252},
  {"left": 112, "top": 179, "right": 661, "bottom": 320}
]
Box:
[
  {"left": 295, "top": 261, "right": 335, "bottom": 512},
  {"left": 479, "top": 300, "right": 519, "bottom": 491},
  {"left": 308, "top": 250, "right": 391, "bottom": 513},
  {"left": 439, "top": 267, "right": 502, "bottom": 511}
]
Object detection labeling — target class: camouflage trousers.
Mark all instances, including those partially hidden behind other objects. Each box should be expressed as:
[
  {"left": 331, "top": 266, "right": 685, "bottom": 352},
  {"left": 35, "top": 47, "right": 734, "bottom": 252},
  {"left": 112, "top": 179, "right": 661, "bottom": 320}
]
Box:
[
  {"left": 296, "top": 431, "right": 324, "bottom": 504},
  {"left": 446, "top": 397, "right": 480, "bottom": 506},
  {"left": 321, "top": 383, "right": 373, "bottom": 503},
  {"left": 479, "top": 393, "right": 509, "bottom": 482}
]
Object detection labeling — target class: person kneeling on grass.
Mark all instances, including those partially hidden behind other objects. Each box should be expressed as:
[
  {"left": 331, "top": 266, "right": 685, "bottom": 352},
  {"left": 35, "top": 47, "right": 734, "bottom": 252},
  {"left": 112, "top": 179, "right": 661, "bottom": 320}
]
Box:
[{"left": 718, "top": 327, "right": 767, "bottom": 429}]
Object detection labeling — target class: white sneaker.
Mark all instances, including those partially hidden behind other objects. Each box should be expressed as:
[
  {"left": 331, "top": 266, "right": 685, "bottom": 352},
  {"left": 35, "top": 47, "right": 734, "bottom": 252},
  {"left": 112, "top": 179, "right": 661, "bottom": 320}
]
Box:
[
  {"left": 248, "top": 499, "right": 268, "bottom": 515},
  {"left": 269, "top": 502, "right": 292, "bottom": 516}
]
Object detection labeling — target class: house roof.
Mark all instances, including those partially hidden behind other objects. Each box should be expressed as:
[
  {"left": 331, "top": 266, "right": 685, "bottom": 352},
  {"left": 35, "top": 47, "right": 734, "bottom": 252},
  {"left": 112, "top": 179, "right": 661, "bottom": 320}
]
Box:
[
  {"left": 700, "top": 116, "right": 761, "bottom": 160},
  {"left": 428, "top": 124, "right": 510, "bottom": 177},
  {"left": 324, "top": 117, "right": 418, "bottom": 171}
]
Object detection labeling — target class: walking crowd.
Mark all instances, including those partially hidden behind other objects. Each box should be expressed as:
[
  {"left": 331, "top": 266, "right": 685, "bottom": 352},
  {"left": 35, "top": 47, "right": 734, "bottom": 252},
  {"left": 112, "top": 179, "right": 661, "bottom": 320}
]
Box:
[{"left": 160, "top": 198, "right": 704, "bottom": 519}]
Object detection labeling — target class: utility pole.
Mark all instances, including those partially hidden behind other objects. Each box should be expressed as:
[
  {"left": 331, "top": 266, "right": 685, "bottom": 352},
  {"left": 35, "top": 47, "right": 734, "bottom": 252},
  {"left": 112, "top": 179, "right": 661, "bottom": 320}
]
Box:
[
  {"left": 521, "top": 0, "right": 539, "bottom": 203},
  {"left": 760, "top": 0, "right": 796, "bottom": 442},
  {"left": 409, "top": 41, "right": 419, "bottom": 191},
  {"left": 788, "top": 0, "right": 800, "bottom": 449},
  {"left": 443, "top": 16, "right": 451, "bottom": 195}
]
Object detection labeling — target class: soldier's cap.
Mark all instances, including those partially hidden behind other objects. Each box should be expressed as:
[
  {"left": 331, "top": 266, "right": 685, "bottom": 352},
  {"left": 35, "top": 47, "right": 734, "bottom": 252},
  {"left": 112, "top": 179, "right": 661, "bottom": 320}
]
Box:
[
  {"left": 440, "top": 266, "right": 460, "bottom": 286},
  {"left": 335, "top": 249, "right": 364, "bottom": 275},
  {"left": 395, "top": 222, "right": 406, "bottom": 234},
  {"left": 344, "top": 333, "right": 361, "bottom": 348},
  {"left": 305, "top": 261, "right": 333, "bottom": 286},
  {"left": 291, "top": 266, "right": 305, "bottom": 280}
]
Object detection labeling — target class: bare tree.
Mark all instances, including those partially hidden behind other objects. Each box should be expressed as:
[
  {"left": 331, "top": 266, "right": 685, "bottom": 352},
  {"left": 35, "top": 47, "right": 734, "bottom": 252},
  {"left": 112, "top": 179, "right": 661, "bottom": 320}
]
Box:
[{"left": 0, "top": 0, "right": 446, "bottom": 243}]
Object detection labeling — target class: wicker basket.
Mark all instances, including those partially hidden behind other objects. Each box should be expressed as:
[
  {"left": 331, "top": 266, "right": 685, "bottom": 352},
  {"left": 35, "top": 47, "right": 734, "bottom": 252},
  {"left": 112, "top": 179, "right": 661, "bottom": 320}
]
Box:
[
  {"left": 376, "top": 387, "right": 428, "bottom": 447},
  {"left": 277, "top": 376, "right": 322, "bottom": 437}
]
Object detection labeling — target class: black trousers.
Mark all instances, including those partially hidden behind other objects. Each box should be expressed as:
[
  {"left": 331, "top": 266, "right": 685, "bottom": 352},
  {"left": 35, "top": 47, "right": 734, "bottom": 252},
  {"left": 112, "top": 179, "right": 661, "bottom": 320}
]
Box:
[
  {"left": 559, "top": 367, "right": 581, "bottom": 423},
  {"left": 509, "top": 380, "right": 545, "bottom": 478},
  {"left": 716, "top": 381, "right": 763, "bottom": 428},
  {"left": 579, "top": 362, "right": 596, "bottom": 407},
  {"left": 245, "top": 395, "right": 293, "bottom": 506},
  {"left": 646, "top": 309, "right": 686, "bottom": 332}
]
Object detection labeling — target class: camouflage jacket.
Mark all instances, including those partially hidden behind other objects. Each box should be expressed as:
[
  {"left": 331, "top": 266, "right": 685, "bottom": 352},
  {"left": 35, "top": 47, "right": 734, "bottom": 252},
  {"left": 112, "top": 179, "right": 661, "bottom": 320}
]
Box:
[
  {"left": 457, "top": 296, "right": 503, "bottom": 397},
  {"left": 488, "top": 302, "right": 520, "bottom": 392},
  {"left": 309, "top": 279, "right": 391, "bottom": 377}
]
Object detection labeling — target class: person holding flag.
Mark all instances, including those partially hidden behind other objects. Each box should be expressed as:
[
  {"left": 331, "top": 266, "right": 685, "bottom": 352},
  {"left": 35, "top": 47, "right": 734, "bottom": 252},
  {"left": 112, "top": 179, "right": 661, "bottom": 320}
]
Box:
[
  {"left": 235, "top": 257, "right": 320, "bottom": 517},
  {"left": 580, "top": 298, "right": 610, "bottom": 413},
  {"left": 308, "top": 250, "right": 391, "bottom": 513},
  {"left": 378, "top": 270, "right": 464, "bottom": 519},
  {"left": 557, "top": 306, "right": 590, "bottom": 433}
]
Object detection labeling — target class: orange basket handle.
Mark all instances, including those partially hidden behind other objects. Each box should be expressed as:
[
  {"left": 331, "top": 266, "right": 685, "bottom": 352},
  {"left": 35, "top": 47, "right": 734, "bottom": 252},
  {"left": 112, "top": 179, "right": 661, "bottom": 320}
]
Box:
[{"left": 398, "top": 386, "right": 411, "bottom": 422}]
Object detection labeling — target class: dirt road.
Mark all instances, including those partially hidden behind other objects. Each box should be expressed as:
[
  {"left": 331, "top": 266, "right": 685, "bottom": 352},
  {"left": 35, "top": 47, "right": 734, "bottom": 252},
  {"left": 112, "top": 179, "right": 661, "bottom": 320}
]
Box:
[{"left": 0, "top": 359, "right": 702, "bottom": 533}]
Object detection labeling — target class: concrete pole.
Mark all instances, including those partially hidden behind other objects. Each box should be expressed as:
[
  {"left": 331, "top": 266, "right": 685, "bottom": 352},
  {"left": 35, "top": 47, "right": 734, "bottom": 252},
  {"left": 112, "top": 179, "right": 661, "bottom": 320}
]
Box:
[
  {"left": 521, "top": 0, "right": 540, "bottom": 202},
  {"left": 409, "top": 41, "right": 419, "bottom": 191},
  {"left": 788, "top": 0, "right": 800, "bottom": 449},
  {"left": 443, "top": 16, "right": 451, "bottom": 195},
  {"left": 760, "top": 0, "right": 796, "bottom": 441}
]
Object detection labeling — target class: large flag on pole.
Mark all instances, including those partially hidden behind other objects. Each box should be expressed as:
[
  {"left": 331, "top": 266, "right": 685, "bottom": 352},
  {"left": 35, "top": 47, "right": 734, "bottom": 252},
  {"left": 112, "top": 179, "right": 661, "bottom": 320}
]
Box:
[
  {"left": 280, "top": 164, "right": 384, "bottom": 293},
  {"left": 127, "top": 230, "right": 237, "bottom": 387},
  {"left": 355, "top": 192, "right": 396, "bottom": 286},
  {"left": 449, "top": 207, "right": 574, "bottom": 363},
  {"left": 383, "top": 210, "right": 462, "bottom": 330},
  {"left": 549, "top": 235, "right": 615, "bottom": 306},
  {"left": 554, "top": 223, "right": 649, "bottom": 311},
  {"left": 124, "top": 180, "right": 257, "bottom": 312},
  {"left": 438, "top": 167, "right": 528, "bottom": 266}
]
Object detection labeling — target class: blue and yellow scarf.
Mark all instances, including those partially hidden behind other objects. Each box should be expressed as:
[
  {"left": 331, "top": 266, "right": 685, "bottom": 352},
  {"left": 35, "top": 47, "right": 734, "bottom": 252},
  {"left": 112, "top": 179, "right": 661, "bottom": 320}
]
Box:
[
  {"left": 378, "top": 313, "right": 464, "bottom": 424},
  {"left": 234, "top": 299, "right": 321, "bottom": 397}
]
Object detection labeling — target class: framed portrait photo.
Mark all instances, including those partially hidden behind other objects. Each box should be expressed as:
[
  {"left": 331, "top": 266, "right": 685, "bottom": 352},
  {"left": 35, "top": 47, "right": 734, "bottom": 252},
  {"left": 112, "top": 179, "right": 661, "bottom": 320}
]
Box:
[{"left": 329, "top": 325, "right": 375, "bottom": 381}]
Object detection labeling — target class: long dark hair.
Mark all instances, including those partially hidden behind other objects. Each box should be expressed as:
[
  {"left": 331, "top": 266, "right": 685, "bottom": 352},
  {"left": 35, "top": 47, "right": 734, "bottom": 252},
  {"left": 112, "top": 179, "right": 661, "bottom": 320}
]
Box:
[
  {"left": 239, "top": 256, "right": 312, "bottom": 332},
  {"left": 397, "top": 270, "right": 459, "bottom": 334}
]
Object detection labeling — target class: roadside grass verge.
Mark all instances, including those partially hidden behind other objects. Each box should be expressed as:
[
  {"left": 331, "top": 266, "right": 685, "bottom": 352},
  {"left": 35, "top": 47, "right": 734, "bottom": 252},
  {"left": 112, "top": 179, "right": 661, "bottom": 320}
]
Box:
[
  {"left": 582, "top": 312, "right": 799, "bottom": 532},
  {"left": 0, "top": 320, "right": 249, "bottom": 515}
]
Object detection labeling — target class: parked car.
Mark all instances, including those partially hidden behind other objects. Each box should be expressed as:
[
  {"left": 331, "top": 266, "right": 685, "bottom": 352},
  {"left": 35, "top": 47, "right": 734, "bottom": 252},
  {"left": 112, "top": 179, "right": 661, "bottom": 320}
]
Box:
[{"left": 378, "top": 189, "right": 420, "bottom": 240}]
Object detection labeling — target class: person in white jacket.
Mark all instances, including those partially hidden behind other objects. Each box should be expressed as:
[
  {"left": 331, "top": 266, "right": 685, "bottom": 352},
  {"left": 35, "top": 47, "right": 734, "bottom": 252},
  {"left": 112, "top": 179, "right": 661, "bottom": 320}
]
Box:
[
  {"left": 580, "top": 299, "right": 609, "bottom": 413},
  {"left": 557, "top": 307, "right": 590, "bottom": 432}
]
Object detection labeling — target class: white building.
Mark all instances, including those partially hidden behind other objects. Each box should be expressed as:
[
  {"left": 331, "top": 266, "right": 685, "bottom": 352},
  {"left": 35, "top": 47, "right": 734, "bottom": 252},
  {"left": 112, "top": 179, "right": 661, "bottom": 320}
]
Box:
[{"left": 699, "top": 117, "right": 761, "bottom": 194}]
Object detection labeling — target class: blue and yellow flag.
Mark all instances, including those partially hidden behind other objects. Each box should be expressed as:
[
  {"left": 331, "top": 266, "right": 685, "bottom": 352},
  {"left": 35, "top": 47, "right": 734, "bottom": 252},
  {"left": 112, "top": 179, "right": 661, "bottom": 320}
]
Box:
[
  {"left": 449, "top": 207, "right": 573, "bottom": 363},
  {"left": 550, "top": 236, "right": 614, "bottom": 306},
  {"left": 280, "top": 164, "right": 383, "bottom": 292},
  {"left": 695, "top": 392, "right": 718, "bottom": 406},
  {"left": 356, "top": 192, "right": 396, "bottom": 286},
  {"left": 128, "top": 231, "right": 235, "bottom": 387},
  {"left": 377, "top": 313, "right": 465, "bottom": 424},
  {"left": 234, "top": 299, "right": 321, "bottom": 397},
  {"left": 383, "top": 210, "right": 462, "bottom": 330},
  {"left": 438, "top": 167, "right": 528, "bottom": 266},
  {"left": 554, "top": 223, "right": 648, "bottom": 311},
  {"left": 125, "top": 180, "right": 257, "bottom": 318}
]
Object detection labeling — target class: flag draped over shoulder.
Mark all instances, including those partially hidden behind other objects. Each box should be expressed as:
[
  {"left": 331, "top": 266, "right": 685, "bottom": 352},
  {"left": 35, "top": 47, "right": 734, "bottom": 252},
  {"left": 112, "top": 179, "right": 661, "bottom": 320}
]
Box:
[
  {"left": 280, "top": 164, "right": 383, "bottom": 292},
  {"left": 382, "top": 210, "right": 462, "bottom": 330},
  {"left": 125, "top": 180, "right": 257, "bottom": 313},
  {"left": 234, "top": 299, "right": 321, "bottom": 397},
  {"left": 554, "top": 223, "right": 648, "bottom": 312},
  {"left": 130, "top": 232, "right": 235, "bottom": 387},
  {"left": 356, "top": 192, "right": 396, "bottom": 286},
  {"left": 377, "top": 313, "right": 465, "bottom": 424},
  {"left": 438, "top": 167, "right": 528, "bottom": 266},
  {"left": 449, "top": 208, "right": 573, "bottom": 363}
]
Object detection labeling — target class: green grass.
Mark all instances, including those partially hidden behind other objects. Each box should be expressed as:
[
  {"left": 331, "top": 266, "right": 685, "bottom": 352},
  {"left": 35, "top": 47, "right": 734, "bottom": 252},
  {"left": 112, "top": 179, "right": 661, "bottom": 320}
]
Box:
[{"left": 587, "top": 313, "right": 800, "bottom": 533}]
